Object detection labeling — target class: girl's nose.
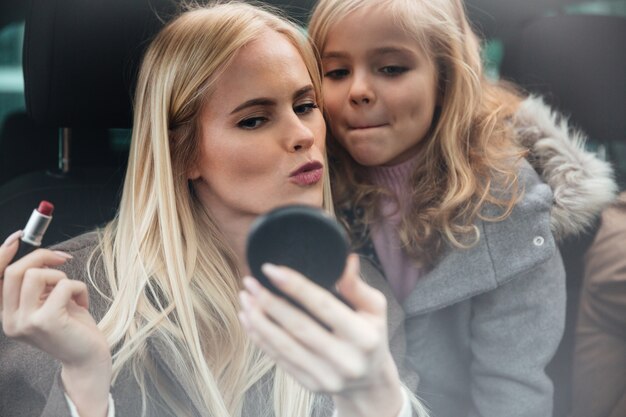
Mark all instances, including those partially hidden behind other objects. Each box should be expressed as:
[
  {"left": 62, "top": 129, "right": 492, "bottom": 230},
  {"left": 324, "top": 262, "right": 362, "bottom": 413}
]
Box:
[{"left": 349, "top": 72, "right": 375, "bottom": 106}]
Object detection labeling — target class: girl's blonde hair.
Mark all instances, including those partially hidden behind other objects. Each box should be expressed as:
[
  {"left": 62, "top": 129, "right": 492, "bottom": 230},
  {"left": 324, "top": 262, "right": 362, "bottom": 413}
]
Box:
[
  {"left": 309, "top": 0, "right": 526, "bottom": 266},
  {"left": 91, "top": 2, "right": 329, "bottom": 416}
]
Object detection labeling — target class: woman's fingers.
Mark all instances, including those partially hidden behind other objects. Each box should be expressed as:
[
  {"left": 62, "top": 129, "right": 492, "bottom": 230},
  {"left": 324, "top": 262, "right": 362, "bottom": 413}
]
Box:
[
  {"left": 260, "top": 255, "right": 386, "bottom": 350},
  {"left": 0, "top": 231, "right": 23, "bottom": 314},
  {"left": 241, "top": 277, "right": 369, "bottom": 378},
  {"left": 241, "top": 256, "right": 404, "bottom": 412},
  {"left": 336, "top": 255, "right": 387, "bottom": 316},
  {"left": 43, "top": 278, "right": 89, "bottom": 312},
  {"left": 242, "top": 276, "right": 334, "bottom": 345},
  {"left": 3, "top": 249, "right": 72, "bottom": 315},
  {"left": 260, "top": 264, "right": 353, "bottom": 329},
  {"left": 18, "top": 268, "right": 67, "bottom": 312},
  {"left": 239, "top": 291, "right": 343, "bottom": 392},
  {"left": 4, "top": 269, "right": 71, "bottom": 338},
  {"left": 0, "top": 231, "right": 22, "bottom": 270},
  {"left": 0, "top": 240, "right": 110, "bottom": 394},
  {"left": 242, "top": 254, "right": 398, "bottom": 397}
]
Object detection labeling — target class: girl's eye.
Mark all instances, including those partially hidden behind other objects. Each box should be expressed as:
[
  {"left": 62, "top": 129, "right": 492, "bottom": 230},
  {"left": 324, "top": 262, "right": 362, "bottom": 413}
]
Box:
[
  {"left": 380, "top": 66, "right": 408, "bottom": 76},
  {"left": 324, "top": 69, "right": 350, "bottom": 80},
  {"left": 237, "top": 117, "right": 267, "bottom": 130},
  {"left": 294, "top": 102, "right": 319, "bottom": 115}
]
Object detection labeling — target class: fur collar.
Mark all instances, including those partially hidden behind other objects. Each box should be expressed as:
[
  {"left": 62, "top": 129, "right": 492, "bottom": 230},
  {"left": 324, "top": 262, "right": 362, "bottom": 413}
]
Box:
[{"left": 513, "top": 95, "right": 618, "bottom": 240}]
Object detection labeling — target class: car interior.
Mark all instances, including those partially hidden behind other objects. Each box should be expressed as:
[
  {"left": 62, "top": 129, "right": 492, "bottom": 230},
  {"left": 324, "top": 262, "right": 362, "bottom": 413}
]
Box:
[{"left": 0, "top": 0, "right": 624, "bottom": 416}]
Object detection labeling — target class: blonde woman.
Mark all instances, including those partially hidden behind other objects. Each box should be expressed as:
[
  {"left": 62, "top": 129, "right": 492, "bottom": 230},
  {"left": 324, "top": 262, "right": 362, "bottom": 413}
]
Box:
[
  {"left": 308, "top": 0, "right": 616, "bottom": 416},
  {"left": 0, "top": 2, "right": 426, "bottom": 417}
]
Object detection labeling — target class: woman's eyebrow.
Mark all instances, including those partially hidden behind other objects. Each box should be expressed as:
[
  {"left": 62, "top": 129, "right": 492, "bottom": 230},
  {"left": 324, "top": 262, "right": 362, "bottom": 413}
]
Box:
[
  {"left": 230, "top": 85, "right": 314, "bottom": 115},
  {"left": 230, "top": 98, "right": 276, "bottom": 115},
  {"left": 293, "top": 85, "right": 315, "bottom": 100}
]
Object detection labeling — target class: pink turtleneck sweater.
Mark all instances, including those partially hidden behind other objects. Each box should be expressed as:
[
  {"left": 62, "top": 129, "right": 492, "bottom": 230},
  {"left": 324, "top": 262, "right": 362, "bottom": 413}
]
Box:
[{"left": 367, "top": 155, "right": 423, "bottom": 302}]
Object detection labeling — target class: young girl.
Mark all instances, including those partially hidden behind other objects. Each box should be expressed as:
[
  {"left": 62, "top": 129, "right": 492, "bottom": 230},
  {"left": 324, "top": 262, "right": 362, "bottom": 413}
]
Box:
[
  {"left": 0, "top": 3, "right": 426, "bottom": 417},
  {"left": 308, "top": 1, "right": 616, "bottom": 416}
]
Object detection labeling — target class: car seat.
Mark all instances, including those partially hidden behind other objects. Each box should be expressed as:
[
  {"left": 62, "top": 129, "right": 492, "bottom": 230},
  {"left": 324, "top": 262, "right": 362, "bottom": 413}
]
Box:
[{"left": 0, "top": 0, "right": 176, "bottom": 246}]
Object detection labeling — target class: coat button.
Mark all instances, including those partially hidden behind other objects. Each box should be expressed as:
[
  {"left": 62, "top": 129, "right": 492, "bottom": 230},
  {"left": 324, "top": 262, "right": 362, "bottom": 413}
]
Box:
[{"left": 533, "top": 236, "right": 545, "bottom": 246}]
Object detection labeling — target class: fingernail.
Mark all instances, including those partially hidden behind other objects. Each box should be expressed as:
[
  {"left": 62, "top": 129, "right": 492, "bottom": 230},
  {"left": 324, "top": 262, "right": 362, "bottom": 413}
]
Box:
[
  {"left": 261, "top": 263, "right": 288, "bottom": 284},
  {"left": 238, "top": 311, "right": 250, "bottom": 329},
  {"left": 239, "top": 291, "right": 252, "bottom": 310},
  {"left": 243, "top": 276, "right": 262, "bottom": 295},
  {"left": 2, "top": 230, "right": 22, "bottom": 248},
  {"left": 53, "top": 251, "right": 73, "bottom": 260}
]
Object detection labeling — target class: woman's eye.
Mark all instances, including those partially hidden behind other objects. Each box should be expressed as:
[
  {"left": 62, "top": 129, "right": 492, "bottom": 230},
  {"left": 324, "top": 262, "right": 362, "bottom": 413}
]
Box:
[
  {"left": 237, "top": 117, "right": 267, "bottom": 130},
  {"left": 380, "top": 66, "right": 408, "bottom": 76},
  {"left": 324, "top": 69, "right": 349, "bottom": 80},
  {"left": 294, "top": 102, "right": 319, "bottom": 115}
]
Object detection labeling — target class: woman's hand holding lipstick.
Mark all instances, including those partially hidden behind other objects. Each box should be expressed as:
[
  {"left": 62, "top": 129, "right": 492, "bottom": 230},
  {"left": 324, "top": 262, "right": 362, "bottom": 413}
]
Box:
[{"left": 0, "top": 232, "right": 112, "bottom": 417}]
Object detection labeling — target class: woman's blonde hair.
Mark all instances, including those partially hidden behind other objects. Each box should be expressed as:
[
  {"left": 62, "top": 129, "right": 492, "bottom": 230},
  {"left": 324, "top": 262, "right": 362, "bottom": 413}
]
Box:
[
  {"left": 309, "top": 0, "right": 526, "bottom": 266},
  {"left": 91, "top": 2, "right": 329, "bottom": 416}
]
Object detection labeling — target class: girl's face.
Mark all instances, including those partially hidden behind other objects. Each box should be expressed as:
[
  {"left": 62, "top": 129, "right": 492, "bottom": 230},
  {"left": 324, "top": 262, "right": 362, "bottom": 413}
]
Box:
[
  {"left": 321, "top": 5, "right": 439, "bottom": 167},
  {"left": 190, "top": 30, "right": 326, "bottom": 222}
]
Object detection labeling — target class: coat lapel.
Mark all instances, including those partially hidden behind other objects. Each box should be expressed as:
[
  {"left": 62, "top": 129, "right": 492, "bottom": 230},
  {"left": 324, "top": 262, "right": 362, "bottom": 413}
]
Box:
[
  {"left": 402, "top": 165, "right": 557, "bottom": 318},
  {"left": 401, "top": 221, "right": 497, "bottom": 317}
]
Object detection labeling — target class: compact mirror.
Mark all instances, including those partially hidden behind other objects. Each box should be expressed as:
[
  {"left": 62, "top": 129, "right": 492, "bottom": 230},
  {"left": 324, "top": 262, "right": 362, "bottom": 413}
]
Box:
[{"left": 246, "top": 205, "right": 350, "bottom": 302}]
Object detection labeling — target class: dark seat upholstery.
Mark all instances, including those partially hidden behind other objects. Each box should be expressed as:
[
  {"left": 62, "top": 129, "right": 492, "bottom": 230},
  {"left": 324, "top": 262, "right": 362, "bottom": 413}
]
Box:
[
  {"left": 500, "top": 14, "right": 626, "bottom": 417},
  {"left": 0, "top": 0, "right": 176, "bottom": 246},
  {"left": 0, "top": 111, "right": 56, "bottom": 185}
]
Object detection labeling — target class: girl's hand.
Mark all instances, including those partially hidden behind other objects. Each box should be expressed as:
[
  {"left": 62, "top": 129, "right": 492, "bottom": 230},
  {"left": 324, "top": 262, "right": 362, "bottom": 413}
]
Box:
[
  {"left": 0, "top": 232, "right": 111, "bottom": 417},
  {"left": 239, "top": 254, "right": 404, "bottom": 417}
]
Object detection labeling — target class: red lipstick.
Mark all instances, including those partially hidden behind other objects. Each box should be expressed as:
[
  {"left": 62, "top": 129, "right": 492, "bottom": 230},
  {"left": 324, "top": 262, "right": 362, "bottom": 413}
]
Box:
[
  {"left": 15, "top": 200, "right": 54, "bottom": 259},
  {"left": 289, "top": 161, "right": 323, "bottom": 186}
]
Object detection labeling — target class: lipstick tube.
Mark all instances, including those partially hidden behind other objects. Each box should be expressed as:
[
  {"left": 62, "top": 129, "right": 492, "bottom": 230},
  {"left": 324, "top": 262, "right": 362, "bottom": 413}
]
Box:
[{"left": 15, "top": 201, "right": 54, "bottom": 260}]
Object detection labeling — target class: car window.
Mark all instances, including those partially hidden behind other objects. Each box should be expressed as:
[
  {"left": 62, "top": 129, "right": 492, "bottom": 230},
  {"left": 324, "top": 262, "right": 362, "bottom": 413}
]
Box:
[
  {"left": 480, "top": 0, "right": 626, "bottom": 188},
  {"left": 0, "top": 21, "right": 25, "bottom": 130}
]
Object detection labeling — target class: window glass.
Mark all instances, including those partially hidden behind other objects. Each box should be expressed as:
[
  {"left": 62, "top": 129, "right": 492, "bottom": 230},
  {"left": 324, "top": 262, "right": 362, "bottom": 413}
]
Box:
[
  {"left": 485, "top": 0, "right": 626, "bottom": 188},
  {"left": 565, "top": 0, "right": 626, "bottom": 16},
  {"left": 0, "top": 21, "right": 25, "bottom": 130}
]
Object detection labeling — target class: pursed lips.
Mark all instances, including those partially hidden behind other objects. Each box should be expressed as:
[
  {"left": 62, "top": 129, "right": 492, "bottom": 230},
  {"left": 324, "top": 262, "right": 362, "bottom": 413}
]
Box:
[
  {"left": 288, "top": 160, "right": 324, "bottom": 186},
  {"left": 347, "top": 123, "right": 388, "bottom": 130},
  {"left": 289, "top": 161, "right": 323, "bottom": 177}
]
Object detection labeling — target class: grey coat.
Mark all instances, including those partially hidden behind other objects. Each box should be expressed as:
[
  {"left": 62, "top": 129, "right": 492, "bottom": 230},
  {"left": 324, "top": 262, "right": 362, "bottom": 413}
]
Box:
[
  {"left": 405, "top": 161, "right": 565, "bottom": 417},
  {"left": 0, "top": 232, "right": 415, "bottom": 417},
  {"left": 355, "top": 96, "right": 617, "bottom": 417}
]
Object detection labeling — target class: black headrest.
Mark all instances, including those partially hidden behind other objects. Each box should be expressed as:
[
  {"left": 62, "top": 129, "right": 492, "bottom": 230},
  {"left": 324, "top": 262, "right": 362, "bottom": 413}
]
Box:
[
  {"left": 501, "top": 14, "right": 626, "bottom": 143},
  {"left": 24, "top": 0, "right": 178, "bottom": 128},
  {"left": 23, "top": 0, "right": 316, "bottom": 129}
]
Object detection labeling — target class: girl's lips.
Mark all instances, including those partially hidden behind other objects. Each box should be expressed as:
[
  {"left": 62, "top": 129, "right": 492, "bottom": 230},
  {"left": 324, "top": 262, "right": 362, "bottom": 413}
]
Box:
[{"left": 348, "top": 123, "right": 388, "bottom": 130}]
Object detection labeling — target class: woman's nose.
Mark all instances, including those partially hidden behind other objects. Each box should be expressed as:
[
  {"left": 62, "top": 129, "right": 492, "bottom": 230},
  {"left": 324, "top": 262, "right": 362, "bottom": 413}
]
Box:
[{"left": 288, "top": 118, "right": 315, "bottom": 152}]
